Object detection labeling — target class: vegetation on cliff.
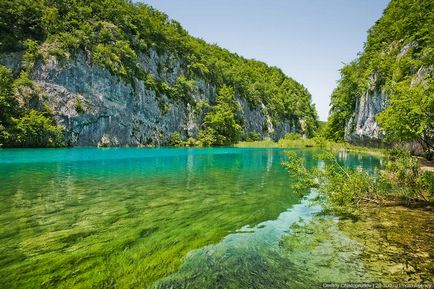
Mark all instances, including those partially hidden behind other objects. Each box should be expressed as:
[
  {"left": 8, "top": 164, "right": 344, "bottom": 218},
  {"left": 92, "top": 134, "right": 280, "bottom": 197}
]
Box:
[
  {"left": 325, "top": 0, "right": 433, "bottom": 157},
  {"left": 0, "top": 66, "right": 64, "bottom": 147},
  {"left": 0, "top": 0, "right": 318, "bottom": 147}
]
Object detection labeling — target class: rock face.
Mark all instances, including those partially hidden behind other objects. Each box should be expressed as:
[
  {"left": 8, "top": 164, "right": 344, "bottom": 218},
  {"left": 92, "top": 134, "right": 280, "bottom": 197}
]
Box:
[
  {"left": 344, "top": 74, "right": 388, "bottom": 147},
  {"left": 344, "top": 45, "right": 432, "bottom": 147},
  {"left": 1, "top": 50, "right": 301, "bottom": 146}
]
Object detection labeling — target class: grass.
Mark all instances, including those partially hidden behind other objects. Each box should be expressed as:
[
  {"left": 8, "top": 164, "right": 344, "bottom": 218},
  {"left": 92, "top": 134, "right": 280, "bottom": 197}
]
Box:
[
  {"left": 234, "top": 138, "right": 278, "bottom": 148},
  {"left": 235, "top": 137, "right": 387, "bottom": 157}
]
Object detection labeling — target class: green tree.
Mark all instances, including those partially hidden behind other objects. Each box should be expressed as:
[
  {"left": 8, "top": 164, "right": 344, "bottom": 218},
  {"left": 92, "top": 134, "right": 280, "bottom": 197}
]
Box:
[
  {"left": 7, "top": 110, "right": 64, "bottom": 147},
  {"left": 283, "top": 150, "right": 433, "bottom": 216},
  {"left": 0, "top": 0, "right": 45, "bottom": 52},
  {"left": 174, "top": 75, "right": 196, "bottom": 104},
  {"left": 0, "top": 66, "right": 19, "bottom": 145},
  {"left": 200, "top": 85, "right": 242, "bottom": 146},
  {"left": 168, "top": 131, "right": 182, "bottom": 146},
  {"left": 0, "top": 66, "right": 18, "bottom": 125},
  {"left": 376, "top": 80, "right": 434, "bottom": 159},
  {"left": 327, "top": 0, "right": 433, "bottom": 150},
  {"left": 324, "top": 62, "right": 359, "bottom": 141},
  {"left": 0, "top": 65, "right": 64, "bottom": 148},
  {"left": 0, "top": 0, "right": 320, "bottom": 146}
]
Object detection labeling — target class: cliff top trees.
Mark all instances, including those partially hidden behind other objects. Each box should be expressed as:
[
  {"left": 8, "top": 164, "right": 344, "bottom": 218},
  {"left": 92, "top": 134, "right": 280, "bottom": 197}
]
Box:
[
  {"left": 1, "top": 0, "right": 318, "bottom": 147},
  {"left": 327, "top": 0, "right": 433, "bottom": 157},
  {"left": 324, "top": 62, "right": 359, "bottom": 141},
  {"left": 2, "top": 0, "right": 318, "bottom": 125}
]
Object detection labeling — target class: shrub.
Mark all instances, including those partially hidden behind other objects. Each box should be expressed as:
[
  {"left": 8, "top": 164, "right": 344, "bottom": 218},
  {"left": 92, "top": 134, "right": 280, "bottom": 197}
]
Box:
[
  {"left": 168, "top": 131, "right": 182, "bottom": 147},
  {"left": 92, "top": 40, "right": 137, "bottom": 77},
  {"left": 174, "top": 75, "right": 196, "bottom": 103},
  {"left": 282, "top": 149, "right": 433, "bottom": 216},
  {"left": 74, "top": 99, "right": 85, "bottom": 113},
  {"left": 0, "top": 66, "right": 18, "bottom": 125},
  {"left": 284, "top": 133, "right": 301, "bottom": 140},
  {"left": 184, "top": 137, "right": 197, "bottom": 147},
  {"left": 7, "top": 110, "right": 64, "bottom": 147},
  {"left": 245, "top": 131, "right": 263, "bottom": 142},
  {"left": 23, "top": 39, "right": 41, "bottom": 71},
  {"left": 197, "top": 128, "right": 217, "bottom": 147}
]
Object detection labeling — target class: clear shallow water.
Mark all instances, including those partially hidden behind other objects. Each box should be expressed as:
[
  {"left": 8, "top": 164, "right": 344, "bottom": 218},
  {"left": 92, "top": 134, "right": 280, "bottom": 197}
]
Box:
[{"left": 0, "top": 147, "right": 382, "bottom": 289}]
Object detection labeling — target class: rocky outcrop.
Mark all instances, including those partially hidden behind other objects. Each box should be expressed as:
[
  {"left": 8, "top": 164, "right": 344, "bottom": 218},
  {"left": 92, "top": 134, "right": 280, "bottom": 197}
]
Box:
[
  {"left": 344, "top": 42, "right": 432, "bottom": 147},
  {"left": 1, "top": 50, "right": 299, "bottom": 146},
  {"left": 344, "top": 73, "right": 388, "bottom": 147}
]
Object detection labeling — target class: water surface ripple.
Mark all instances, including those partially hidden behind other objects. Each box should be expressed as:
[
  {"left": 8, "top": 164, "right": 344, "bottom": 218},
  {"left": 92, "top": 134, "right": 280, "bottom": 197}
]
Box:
[{"left": 0, "top": 147, "right": 381, "bottom": 288}]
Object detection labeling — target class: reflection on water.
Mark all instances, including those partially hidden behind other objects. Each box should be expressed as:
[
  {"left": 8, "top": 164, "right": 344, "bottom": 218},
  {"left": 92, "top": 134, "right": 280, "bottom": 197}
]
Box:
[{"left": 0, "top": 147, "right": 383, "bottom": 288}]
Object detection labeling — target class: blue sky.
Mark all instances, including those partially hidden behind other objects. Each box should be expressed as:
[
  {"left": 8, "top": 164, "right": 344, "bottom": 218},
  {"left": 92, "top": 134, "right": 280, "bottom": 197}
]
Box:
[{"left": 137, "top": 0, "right": 390, "bottom": 120}]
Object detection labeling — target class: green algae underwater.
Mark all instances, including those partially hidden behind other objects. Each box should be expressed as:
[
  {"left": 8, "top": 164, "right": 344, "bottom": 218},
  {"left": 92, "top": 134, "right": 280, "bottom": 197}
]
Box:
[{"left": 0, "top": 147, "right": 432, "bottom": 288}]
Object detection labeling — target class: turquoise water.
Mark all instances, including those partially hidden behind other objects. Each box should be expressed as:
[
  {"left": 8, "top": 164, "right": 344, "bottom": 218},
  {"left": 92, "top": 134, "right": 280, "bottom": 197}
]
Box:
[{"left": 0, "top": 148, "right": 382, "bottom": 288}]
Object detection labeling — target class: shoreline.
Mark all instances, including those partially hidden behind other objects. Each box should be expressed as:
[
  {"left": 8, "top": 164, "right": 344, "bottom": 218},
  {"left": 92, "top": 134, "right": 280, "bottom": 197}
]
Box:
[
  {"left": 235, "top": 139, "right": 387, "bottom": 156},
  {"left": 236, "top": 140, "right": 434, "bottom": 169}
]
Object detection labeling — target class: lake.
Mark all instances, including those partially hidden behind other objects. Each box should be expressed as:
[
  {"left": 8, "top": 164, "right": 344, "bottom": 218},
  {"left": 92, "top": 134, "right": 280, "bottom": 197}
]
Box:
[{"left": 0, "top": 147, "right": 384, "bottom": 288}]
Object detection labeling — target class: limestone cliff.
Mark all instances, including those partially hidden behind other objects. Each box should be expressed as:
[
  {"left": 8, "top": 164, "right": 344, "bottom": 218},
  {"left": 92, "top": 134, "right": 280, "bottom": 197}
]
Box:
[
  {"left": 328, "top": 0, "right": 433, "bottom": 149},
  {"left": 0, "top": 0, "right": 318, "bottom": 147},
  {"left": 344, "top": 73, "right": 387, "bottom": 146},
  {"left": 344, "top": 62, "right": 432, "bottom": 147},
  {"left": 1, "top": 49, "right": 303, "bottom": 146}
]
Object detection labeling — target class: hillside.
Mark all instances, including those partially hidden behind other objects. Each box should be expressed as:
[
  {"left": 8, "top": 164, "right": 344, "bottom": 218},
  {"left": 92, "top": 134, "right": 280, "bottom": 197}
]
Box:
[
  {"left": 0, "top": 0, "right": 318, "bottom": 147},
  {"left": 326, "top": 0, "right": 433, "bottom": 156}
]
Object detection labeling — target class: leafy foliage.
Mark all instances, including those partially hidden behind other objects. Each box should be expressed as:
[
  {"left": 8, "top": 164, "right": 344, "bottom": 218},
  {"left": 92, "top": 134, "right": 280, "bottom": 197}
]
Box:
[
  {"left": 244, "top": 131, "right": 263, "bottom": 142},
  {"left": 0, "top": 65, "right": 64, "bottom": 147},
  {"left": 0, "top": 0, "right": 46, "bottom": 51},
  {"left": 283, "top": 133, "right": 302, "bottom": 141},
  {"left": 281, "top": 151, "right": 319, "bottom": 194},
  {"left": 324, "top": 62, "right": 360, "bottom": 141},
  {"left": 74, "top": 98, "right": 85, "bottom": 113},
  {"left": 0, "top": 66, "right": 18, "bottom": 127},
  {"left": 168, "top": 131, "right": 183, "bottom": 147},
  {"left": 7, "top": 110, "right": 64, "bottom": 147},
  {"left": 326, "top": 0, "right": 434, "bottom": 154},
  {"left": 282, "top": 149, "right": 433, "bottom": 216},
  {"left": 199, "top": 86, "right": 243, "bottom": 146},
  {"left": 376, "top": 79, "right": 434, "bottom": 159}
]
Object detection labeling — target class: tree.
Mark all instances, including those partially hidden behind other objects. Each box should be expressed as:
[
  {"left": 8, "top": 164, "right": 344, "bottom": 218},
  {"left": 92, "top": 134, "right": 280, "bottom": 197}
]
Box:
[
  {"left": 376, "top": 80, "right": 434, "bottom": 159},
  {"left": 200, "top": 85, "right": 242, "bottom": 146},
  {"left": 0, "top": 0, "right": 320, "bottom": 147},
  {"left": 327, "top": 0, "right": 433, "bottom": 150},
  {"left": 0, "top": 66, "right": 19, "bottom": 145},
  {"left": 7, "top": 110, "right": 64, "bottom": 147},
  {"left": 168, "top": 131, "right": 182, "bottom": 146},
  {"left": 0, "top": 65, "right": 64, "bottom": 148},
  {"left": 0, "top": 66, "right": 18, "bottom": 125},
  {"left": 324, "top": 61, "right": 360, "bottom": 141}
]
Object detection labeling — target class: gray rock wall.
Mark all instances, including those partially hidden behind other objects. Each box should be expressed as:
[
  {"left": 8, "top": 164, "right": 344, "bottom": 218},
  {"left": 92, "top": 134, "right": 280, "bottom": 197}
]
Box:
[
  {"left": 344, "top": 41, "right": 432, "bottom": 147},
  {"left": 1, "top": 49, "right": 298, "bottom": 146},
  {"left": 344, "top": 74, "right": 387, "bottom": 147}
]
